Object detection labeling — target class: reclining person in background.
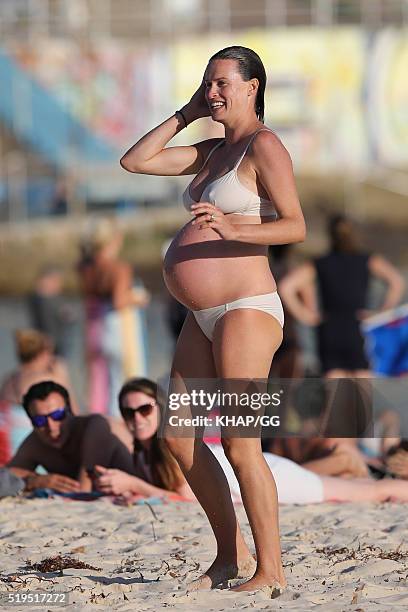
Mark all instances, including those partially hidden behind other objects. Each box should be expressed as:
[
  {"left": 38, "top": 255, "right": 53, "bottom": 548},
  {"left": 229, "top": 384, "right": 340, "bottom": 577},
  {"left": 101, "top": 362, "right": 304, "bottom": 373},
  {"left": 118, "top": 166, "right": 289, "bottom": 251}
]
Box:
[
  {"left": 94, "top": 377, "right": 408, "bottom": 504},
  {"left": 266, "top": 378, "right": 371, "bottom": 478},
  {"left": 7, "top": 381, "right": 134, "bottom": 493},
  {"left": 268, "top": 378, "right": 402, "bottom": 479}
]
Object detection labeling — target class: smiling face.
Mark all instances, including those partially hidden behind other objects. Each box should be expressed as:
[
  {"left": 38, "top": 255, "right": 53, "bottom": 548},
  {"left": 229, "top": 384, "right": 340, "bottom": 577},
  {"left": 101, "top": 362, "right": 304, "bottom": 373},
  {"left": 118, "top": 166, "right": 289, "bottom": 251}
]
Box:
[
  {"left": 204, "top": 59, "right": 258, "bottom": 124},
  {"left": 120, "top": 391, "right": 159, "bottom": 443},
  {"left": 28, "top": 392, "right": 72, "bottom": 449}
]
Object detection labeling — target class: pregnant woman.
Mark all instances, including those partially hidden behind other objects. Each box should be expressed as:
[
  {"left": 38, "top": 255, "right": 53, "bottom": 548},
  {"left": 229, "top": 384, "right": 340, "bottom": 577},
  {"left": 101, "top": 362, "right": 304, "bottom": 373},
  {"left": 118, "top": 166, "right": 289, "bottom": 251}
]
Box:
[{"left": 120, "top": 46, "right": 305, "bottom": 595}]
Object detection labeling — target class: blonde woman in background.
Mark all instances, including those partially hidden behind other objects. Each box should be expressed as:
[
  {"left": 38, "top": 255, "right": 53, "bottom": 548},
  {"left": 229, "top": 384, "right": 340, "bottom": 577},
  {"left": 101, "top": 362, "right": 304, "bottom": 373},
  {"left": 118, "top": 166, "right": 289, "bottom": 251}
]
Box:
[
  {"left": 0, "top": 329, "right": 78, "bottom": 454},
  {"left": 78, "top": 221, "right": 150, "bottom": 416}
]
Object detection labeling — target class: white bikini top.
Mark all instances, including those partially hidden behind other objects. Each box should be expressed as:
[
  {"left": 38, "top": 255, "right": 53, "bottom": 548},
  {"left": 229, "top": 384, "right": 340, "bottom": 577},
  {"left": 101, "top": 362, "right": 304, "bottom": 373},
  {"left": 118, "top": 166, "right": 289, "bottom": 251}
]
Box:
[{"left": 182, "top": 128, "right": 278, "bottom": 218}]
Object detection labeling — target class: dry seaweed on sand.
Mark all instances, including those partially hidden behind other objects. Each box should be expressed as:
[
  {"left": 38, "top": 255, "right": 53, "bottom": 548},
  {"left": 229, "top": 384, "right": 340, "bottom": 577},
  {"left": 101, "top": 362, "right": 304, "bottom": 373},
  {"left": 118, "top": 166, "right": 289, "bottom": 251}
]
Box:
[
  {"left": 316, "top": 542, "right": 407, "bottom": 562},
  {"left": 23, "top": 555, "right": 101, "bottom": 573}
]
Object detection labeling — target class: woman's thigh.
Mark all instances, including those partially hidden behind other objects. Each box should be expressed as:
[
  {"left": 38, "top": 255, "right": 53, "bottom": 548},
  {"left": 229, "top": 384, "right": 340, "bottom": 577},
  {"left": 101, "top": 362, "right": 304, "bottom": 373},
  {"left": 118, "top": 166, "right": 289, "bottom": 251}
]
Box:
[
  {"left": 212, "top": 310, "right": 283, "bottom": 442},
  {"left": 171, "top": 311, "right": 216, "bottom": 379},
  {"left": 165, "top": 312, "right": 216, "bottom": 441},
  {"left": 212, "top": 309, "right": 283, "bottom": 378}
]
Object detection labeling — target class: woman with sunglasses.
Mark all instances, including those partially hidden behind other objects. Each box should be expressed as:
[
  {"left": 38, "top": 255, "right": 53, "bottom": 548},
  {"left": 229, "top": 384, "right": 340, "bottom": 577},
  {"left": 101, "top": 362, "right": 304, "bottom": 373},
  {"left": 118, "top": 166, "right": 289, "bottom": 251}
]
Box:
[{"left": 94, "top": 378, "right": 193, "bottom": 499}]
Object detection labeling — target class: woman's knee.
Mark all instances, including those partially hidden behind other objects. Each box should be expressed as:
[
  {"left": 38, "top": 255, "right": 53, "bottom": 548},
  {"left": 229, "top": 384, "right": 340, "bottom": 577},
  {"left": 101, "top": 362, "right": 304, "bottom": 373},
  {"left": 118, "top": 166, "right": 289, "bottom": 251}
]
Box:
[
  {"left": 163, "top": 435, "right": 198, "bottom": 463},
  {"left": 221, "top": 438, "right": 261, "bottom": 469}
]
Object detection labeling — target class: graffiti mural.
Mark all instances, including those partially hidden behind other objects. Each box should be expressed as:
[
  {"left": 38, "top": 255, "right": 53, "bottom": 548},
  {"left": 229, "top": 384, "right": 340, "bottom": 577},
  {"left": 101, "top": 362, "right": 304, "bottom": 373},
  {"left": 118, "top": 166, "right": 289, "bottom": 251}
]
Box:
[{"left": 4, "top": 26, "right": 408, "bottom": 171}]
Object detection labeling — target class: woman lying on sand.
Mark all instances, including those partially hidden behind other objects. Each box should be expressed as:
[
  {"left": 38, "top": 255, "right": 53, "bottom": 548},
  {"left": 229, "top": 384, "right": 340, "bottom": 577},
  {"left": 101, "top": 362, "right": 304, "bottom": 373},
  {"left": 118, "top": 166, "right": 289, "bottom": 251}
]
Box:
[{"left": 94, "top": 378, "right": 408, "bottom": 504}]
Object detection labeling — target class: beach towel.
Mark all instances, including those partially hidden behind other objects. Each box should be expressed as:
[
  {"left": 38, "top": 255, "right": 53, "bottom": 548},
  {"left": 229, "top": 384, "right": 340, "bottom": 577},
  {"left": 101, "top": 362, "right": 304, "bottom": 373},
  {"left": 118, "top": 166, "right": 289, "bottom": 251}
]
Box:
[
  {"left": 26, "top": 489, "right": 190, "bottom": 504},
  {"left": 362, "top": 304, "right": 408, "bottom": 376},
  {"left": 0, "top": 468, "right": 24, "bottom": 497},
  {"left": 85, "top": 288, "right": 149, "bottom": 416},
  {"left": 0, "top": 401, "right": 11, "bottom": 465}
]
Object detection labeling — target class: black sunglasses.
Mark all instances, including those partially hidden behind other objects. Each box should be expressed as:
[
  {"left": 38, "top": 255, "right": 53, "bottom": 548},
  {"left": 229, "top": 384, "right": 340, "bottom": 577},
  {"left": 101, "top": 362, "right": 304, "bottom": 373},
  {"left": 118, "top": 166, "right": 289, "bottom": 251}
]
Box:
[{"left": 120, "top": 403, "right": 155, "bottom": 420}]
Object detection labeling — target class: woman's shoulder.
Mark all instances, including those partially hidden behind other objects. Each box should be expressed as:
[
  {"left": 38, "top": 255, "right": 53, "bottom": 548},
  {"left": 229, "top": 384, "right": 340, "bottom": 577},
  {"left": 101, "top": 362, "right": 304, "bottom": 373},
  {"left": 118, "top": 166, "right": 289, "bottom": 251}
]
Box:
[
  {"left": 249, "top": 127, "right": 290, "bottom": 164},
  {"left": 252, "top": 126, "right": 285, "bottom": 147}
]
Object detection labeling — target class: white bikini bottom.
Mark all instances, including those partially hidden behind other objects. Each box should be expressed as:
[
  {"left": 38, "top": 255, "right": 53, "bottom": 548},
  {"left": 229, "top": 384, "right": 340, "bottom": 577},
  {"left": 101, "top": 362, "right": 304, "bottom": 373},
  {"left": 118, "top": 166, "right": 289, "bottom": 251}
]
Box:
[{"left": 192, "top": 291, "right": 284, "bottom": 341}]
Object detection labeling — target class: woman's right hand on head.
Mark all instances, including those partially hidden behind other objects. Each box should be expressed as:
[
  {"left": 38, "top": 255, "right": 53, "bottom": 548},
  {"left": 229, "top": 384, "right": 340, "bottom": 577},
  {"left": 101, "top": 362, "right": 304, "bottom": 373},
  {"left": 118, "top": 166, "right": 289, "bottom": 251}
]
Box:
[{"left": 182, "top": 80, "right": 211, "bottom": 123}]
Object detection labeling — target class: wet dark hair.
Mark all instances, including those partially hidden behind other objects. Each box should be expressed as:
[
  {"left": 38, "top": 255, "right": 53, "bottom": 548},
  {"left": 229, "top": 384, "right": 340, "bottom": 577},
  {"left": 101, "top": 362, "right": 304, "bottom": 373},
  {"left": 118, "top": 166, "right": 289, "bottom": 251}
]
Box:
[
  {"left": 118, "top": 377, "right": 183, "bottom": 492},
  {"left": 328, "top": 214, "right": 359, "bottom": 253},
  {"left": 208, "top": 46, "right": 266, "bottom": 122},
  {"left": 22, "top": 380, "right": 72, "bottom": 416}
]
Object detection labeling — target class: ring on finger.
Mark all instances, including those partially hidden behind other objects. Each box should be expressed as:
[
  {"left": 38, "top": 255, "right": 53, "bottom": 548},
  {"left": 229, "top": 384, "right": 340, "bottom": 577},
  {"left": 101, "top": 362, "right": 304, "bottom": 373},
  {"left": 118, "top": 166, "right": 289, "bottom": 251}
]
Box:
[{"left": 210, "top": 213, "right": 216, "bottom": 221}]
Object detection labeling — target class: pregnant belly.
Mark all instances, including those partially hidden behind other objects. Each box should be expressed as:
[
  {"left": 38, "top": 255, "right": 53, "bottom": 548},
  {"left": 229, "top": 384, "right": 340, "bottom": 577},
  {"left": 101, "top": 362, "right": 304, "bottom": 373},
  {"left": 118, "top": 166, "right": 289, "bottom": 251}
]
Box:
[{"left": 163, "top": 220, "right": 275, "bottom": 310}]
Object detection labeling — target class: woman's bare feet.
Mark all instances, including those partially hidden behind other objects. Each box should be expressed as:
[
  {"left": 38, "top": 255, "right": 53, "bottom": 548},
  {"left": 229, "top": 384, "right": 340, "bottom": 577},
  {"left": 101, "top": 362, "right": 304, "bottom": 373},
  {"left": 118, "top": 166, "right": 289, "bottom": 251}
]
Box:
[
  {"left": 186, "top": 554, "right": 257, "bottom": 591},
  {"left": 229, "top": 573, "right": 287, "bottom": 597}
]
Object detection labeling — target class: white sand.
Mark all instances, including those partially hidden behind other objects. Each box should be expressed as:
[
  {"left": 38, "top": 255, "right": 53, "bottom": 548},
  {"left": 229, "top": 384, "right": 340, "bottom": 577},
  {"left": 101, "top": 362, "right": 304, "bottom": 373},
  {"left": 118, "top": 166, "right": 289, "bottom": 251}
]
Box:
[{"left": 0, "top": 497, "right": 407, "bottom": 611}]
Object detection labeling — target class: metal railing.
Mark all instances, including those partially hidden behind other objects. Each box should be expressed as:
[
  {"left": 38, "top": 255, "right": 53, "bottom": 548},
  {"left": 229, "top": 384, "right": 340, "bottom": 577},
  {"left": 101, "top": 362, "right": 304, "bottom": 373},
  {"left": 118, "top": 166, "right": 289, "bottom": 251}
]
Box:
[{"left": 0, "top": 0, "right": 407, "bottom": 41}]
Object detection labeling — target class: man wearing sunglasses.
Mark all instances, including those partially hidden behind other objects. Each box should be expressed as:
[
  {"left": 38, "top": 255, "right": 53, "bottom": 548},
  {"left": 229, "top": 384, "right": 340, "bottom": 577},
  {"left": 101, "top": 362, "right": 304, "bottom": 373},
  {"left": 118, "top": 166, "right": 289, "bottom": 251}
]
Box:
[{"left": 7, "top": 380, "right": 134, "bottom": 493}]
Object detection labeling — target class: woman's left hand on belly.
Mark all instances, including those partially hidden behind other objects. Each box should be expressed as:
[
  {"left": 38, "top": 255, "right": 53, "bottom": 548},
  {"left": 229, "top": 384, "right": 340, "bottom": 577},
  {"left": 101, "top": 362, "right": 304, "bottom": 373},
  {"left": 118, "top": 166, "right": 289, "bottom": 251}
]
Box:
[{"left": 191, "top": 203, "right": 238, "bottom": 240}]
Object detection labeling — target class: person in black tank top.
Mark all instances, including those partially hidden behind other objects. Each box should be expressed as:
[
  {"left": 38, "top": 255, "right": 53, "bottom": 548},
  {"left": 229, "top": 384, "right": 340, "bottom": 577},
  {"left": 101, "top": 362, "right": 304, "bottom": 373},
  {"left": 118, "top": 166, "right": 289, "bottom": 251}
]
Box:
[
  {"left": 314, "top": 249, "right": 370, "bottom": 372},
  {"left": 280, "top": 215, "right": 405, "bottom": 377}
]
